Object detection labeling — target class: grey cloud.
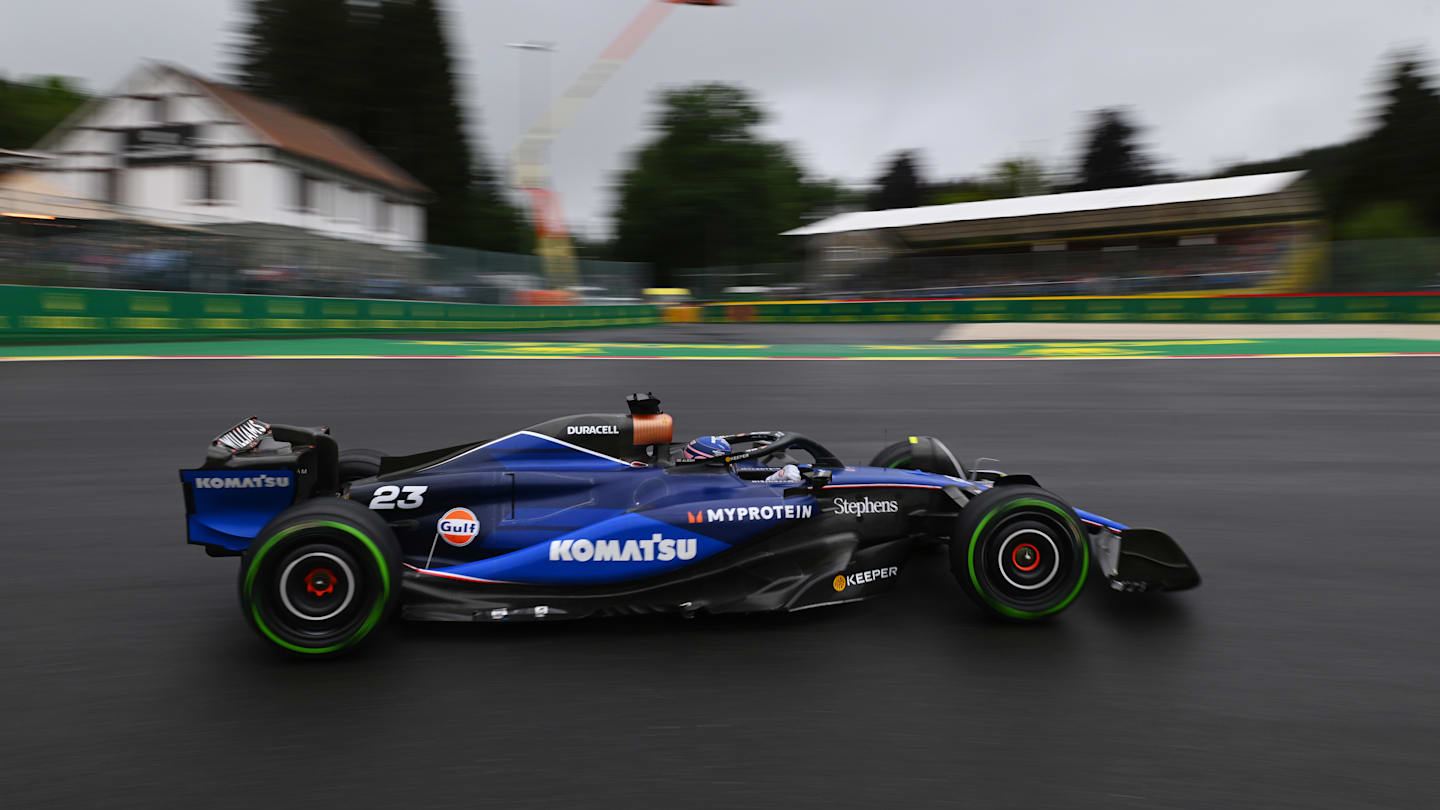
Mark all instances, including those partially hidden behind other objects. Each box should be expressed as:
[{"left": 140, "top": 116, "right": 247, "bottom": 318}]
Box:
[{"left": 7, "top": 0, "right": 1440, "bottom": 237}]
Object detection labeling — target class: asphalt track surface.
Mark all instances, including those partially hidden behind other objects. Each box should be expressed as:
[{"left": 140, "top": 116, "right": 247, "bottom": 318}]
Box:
[{"left": 3, "top": 338, "right": 1438, "bottom": 807}]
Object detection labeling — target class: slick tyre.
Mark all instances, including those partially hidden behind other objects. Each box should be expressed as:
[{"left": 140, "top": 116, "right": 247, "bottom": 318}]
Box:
[
  {"left": 238, "top": 498, "right": 401, "bottom": 656},
  {"left": 869, "top": 436, "right": 968, "bottom": 478},
  {"left": 950, "top": 485, "right": 1089, "bottom": 620},
  {"left": 338, "top": 448, "right": 387, "bottom": 483}
]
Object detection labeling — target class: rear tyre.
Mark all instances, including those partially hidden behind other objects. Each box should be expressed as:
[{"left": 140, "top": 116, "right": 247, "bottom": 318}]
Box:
[
  {"left": 238, "top": 498, "right": 401, "bottom": 656},
  {"left": 338, "top": 448, "right": 387, "bottom": 483},
  {"left": 869, "top": 435, "right": 968, "bottom": 478},
  {"left": 949, "top": 485, "right": 1088, "bottom": 620}
]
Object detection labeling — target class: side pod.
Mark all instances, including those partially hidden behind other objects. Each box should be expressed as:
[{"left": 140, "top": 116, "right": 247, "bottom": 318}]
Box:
[{"left": 1089, "top": 528, "right": 1201, "bottom": 592}]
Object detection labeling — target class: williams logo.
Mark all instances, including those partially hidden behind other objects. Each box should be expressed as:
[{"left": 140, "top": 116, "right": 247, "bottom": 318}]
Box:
[
  {"left": 832, "top": 497, "right": 899, "bottom": 516},
  {"left": 549, "top": 534, "right": 696, "bottom": 562},
  {"left": 686, "top": 504, "right": 813, "bottom": 524},
  {"left": 193, "top": 475, "right": 289, "bottom": 489},
  {"left": 566, "top": 425, "right": 620, "bottom": 436},
  {"left": 832, "top": 566, "right": 900, "bottom": 591}
]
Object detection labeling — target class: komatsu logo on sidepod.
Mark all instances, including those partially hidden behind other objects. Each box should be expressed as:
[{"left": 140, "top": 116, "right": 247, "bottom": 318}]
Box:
[
  {"left": 549, "top": 534, "right": 696, "bottom": 562},
  {"left": 686, "top": 504, "right": 813, "bottom": 523},
  {"left": 832, "top": 497, "right": 898, "bottom": 516},
  {"left": 193, "top": 475, "right": 288, "bottom": 489}
]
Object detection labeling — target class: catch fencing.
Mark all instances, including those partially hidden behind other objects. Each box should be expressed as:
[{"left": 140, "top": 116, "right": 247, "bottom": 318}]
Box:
[{"left": 0, "top": 189, "right": 650, "bottom": 303}]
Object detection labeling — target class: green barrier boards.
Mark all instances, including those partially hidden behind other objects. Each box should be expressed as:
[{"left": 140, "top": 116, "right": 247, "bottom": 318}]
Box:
[
  {"left": 707, "top": 294, "right": 1440, "bottom": 324},
  {"left": 0, "top": 285, "right": 662, "bottom": 342}
]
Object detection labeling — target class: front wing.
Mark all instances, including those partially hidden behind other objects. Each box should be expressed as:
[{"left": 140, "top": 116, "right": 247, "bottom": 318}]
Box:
[{"left": 1089, "top": 527, "right": 1201, "bottom": 592}]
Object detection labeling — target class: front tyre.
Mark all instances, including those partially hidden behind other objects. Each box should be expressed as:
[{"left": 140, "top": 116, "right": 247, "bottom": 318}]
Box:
[
  {"left": 950, "top": 485, "right": 1088, "bottom": 620},
  {"left": 238, "top": 498, "right": 401, "bottom": 656}
]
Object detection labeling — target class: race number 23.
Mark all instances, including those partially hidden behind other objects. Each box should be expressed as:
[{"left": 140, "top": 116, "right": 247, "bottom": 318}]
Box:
[{"left": 368, "top": 485, "right": 427, "bottom": 510}]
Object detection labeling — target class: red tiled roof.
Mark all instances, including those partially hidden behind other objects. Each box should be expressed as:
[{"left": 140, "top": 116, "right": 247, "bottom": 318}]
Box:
[{"left": 172, "top": 67, "right": 430, "bottom": 197}]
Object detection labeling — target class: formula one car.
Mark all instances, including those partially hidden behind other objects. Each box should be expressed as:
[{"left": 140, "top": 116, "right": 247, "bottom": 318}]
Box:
[{"left": 179, "top": 394, "right": 1199, "bottom": 655}]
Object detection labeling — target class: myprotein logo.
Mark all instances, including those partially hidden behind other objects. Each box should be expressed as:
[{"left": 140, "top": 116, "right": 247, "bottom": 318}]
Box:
[
  {"left": 832, "top": 497, "right": 899, "bottom": 516},
  {"left": 549, "top": 534, "right": 696, "bottom": 562},
  {"left": 832, "top": 566, "right": 899, "bottom": 592},
  {"left": 193, "top": 475, "right": 289, "bottom": 489},
  {"left": 566, "top": 425, "right": 619, "bottom": 436},
  {"left": 686, "top": 504, "right": 814, "bottom": 524}
]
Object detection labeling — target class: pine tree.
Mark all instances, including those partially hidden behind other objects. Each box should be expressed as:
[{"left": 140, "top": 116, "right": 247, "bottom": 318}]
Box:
[
  {"left": 366, "top": 0, "right": 477, "bottom": 247},
  {"left": 233, "top": 0, "right": 355, "bottom": 130},
  {"left": 1342, "top": 54, "right": 1440, "bottom": 231},
  {"left": 868, "top": 151, "right": 925, "bottom": 210},
  {"left": 1071, "top": 109, "right": 1159, "bottom": 191},
  {"left": 232, "top": 0, "right": 526, "bottom": 249}
]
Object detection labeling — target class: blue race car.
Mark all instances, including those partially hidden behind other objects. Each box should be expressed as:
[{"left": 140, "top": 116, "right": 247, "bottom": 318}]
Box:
[{"left": 179, "top": 394, "right": 1199, "bottom": 655}]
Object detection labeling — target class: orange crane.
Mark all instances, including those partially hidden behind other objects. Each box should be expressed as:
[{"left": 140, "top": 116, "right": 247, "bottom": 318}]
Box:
[{"left": 510, "top": 0, "right": 729, "bottom": 289}]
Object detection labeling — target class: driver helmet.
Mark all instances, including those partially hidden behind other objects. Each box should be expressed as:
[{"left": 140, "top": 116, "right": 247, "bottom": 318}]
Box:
[{"left": 682, "top": 435, "right": 731, "bottom": 460}]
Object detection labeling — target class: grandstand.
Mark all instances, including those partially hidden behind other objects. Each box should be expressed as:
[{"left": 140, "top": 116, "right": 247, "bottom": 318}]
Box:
[{"left": 784, "top": 172, "right": 1322, "bottom": 297}]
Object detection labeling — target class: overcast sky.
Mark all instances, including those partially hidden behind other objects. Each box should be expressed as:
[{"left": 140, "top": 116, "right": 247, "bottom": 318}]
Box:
[{"left": 7, "top": 0, "right": 1440, "bottom": 237}]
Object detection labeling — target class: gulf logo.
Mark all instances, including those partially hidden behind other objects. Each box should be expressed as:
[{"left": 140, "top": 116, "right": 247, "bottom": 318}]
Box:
[{"left": 438, "top": 508, "right": 480, "bottom": 547}]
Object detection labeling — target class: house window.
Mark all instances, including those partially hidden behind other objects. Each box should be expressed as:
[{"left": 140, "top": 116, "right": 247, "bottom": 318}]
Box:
[
  {"left": 375, "top": 198, "right": 390, "bottom": 232},
  {"left": 294, "top": 172, "right": 314, "bottom": 212},
  {"left": 315, "top": 181, "right": 334, "bottom": 218},
  {"left": 151, "top": 96, "right": 168, "bottom": 123},
  {"left": 193, "top": 163, "right": 224, "bottom": 203},
  {"left": 103, "top": 169, "right": 122, "bottom": 204},
  {"left": 340, "top": 186, "right": 361, "bottom": 222}
]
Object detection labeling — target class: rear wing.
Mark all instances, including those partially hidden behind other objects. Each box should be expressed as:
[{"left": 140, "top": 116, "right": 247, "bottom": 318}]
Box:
[{"left": 179, "top": 418, "right": 340, "bottom": 555}]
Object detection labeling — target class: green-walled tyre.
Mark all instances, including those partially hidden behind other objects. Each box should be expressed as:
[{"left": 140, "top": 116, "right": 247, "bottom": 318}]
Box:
[
  {"left": 238, "top": 498, "right": 400, "bottom": 656},
  {"left": 868, "top": 435, "right": 968, "bottom": 478},
  {"left": 950, "top": 485, "right": 1089, "bottom": 621}
]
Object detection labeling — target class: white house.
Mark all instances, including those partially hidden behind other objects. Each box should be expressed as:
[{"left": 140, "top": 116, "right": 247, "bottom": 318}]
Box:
[{"left": 33, "top": 62, "right": 430, "bottom": 252}]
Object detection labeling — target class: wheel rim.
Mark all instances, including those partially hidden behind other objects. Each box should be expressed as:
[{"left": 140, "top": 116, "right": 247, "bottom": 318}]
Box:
[
  {"left": 968, "top": 500, "right": 1087, "bottom": 617},
  {"left": 998, "top": 529, "right": 1059, "bottom": 590},
  {"left": 279, "top": 551, "right": 357, "bottom": 622}
]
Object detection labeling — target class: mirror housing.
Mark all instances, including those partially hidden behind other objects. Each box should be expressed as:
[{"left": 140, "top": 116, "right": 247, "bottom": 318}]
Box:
[{"left": 784, "top": 467, "right": 831, "bottom": 498}]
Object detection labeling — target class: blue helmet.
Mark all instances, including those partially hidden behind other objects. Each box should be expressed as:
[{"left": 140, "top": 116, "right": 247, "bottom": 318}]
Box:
[{"left": 683, "top": 435, "right": 731, "bottom": 460}]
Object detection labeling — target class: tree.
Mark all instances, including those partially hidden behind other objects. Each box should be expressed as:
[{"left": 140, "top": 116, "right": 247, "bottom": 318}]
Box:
[
  {"left": 867, "top": 151, "right": 925, "bottom": 210},
  {"left": 1070, "top": 108, "right": 1161, "bottom": 191},
  {"left": 1335, "top": 53, "right": 1440, "bottom": 231},
  {"left": 1215, "top": 52, "right": 1440, "bottom": 239},
  {"left": 989, "top": 157, "right": 1050, "bottom": 198},
  {"left": 611, "top": 83, "right": 833, "bottom": 283},
  {"left": 233, "top": 0, "right": 355, "bottom": 130},
  {"left": 0, "top": 75, "right": 88, "bottom": 150},
  {"left": 233, "top": 0, "right": 527, "bottom": 250},
  {"left": 927, "top": 157, "right": 1050, "bottom": 205},
  {"left": 364, "top": 0, "right": 487, "bottom": 248}
]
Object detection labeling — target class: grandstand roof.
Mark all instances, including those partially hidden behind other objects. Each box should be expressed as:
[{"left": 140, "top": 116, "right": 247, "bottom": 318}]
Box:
[{"left": 784, "top": 172, "right": 1306, "bottom": 237}]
